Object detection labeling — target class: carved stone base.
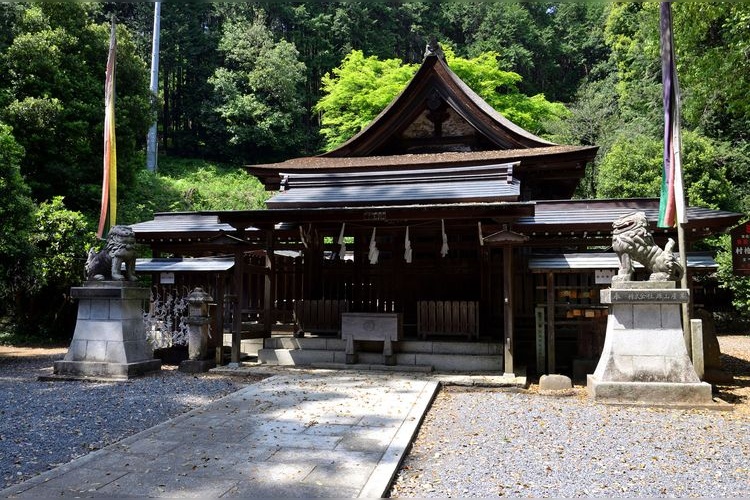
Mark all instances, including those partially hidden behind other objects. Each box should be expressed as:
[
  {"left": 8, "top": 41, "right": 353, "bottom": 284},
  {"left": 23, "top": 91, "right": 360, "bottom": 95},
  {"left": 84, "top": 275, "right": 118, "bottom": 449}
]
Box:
[
  {"left": 52, "top": 282, "right": 161, "bottom": 380},
  {"left": 587, "top": 282, "right": 714, "bottom": 406}
]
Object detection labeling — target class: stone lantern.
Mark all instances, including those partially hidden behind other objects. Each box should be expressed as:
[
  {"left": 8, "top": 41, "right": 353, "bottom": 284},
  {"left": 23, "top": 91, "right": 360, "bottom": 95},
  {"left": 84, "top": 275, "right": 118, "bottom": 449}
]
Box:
[{"left": 179, "top": 287, "right": 216, "bottom": 373}]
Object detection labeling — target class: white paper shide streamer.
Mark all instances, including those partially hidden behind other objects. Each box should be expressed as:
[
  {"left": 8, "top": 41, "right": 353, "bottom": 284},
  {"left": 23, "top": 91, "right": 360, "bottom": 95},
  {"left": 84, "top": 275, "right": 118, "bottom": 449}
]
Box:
[
  {"left": 440, "top": 219, "right": 449, "bottom": 257},
  {"left": 368, "top": 227, "right": 379, "bottom": 264},
  {"left": 337, "top": 223, "right": 346, "bottom": 260},
  {"left": 404, "top": 226, "right": 412, "bottom": 263}
]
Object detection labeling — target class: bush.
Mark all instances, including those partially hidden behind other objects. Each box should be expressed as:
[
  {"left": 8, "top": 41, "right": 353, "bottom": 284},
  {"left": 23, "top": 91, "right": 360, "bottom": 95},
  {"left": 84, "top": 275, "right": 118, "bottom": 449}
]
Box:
[
  {"left": 14, "top": 197, "right": 97, "bottom": 340},
  {"left": 118, "top": 156, "right": 270, "bottom": 224},
  {"left": 0, "top": 122, "right": 35, "bottom": 317}
]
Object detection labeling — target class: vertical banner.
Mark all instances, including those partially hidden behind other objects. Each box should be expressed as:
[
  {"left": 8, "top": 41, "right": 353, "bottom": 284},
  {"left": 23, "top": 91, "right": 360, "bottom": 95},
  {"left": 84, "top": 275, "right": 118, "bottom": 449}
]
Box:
[
  {"left": 658, "top": 2, "right": 686, "bottom": 228},
  {"left": 97, "top": 18, "right": 117, "bottom": 239}
]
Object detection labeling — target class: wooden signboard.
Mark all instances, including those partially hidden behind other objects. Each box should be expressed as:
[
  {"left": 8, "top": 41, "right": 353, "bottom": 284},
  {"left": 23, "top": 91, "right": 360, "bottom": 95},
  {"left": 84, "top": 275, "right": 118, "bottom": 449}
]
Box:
[{"left": 731, "top": 223, "right": 750, "bottom": 275}]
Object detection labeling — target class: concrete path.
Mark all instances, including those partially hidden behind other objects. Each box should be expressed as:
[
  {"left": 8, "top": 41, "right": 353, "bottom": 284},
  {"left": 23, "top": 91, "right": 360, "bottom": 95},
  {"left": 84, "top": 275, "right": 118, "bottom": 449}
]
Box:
[{"left": 1, "top": 371, "right": 439, "bottom": 499}]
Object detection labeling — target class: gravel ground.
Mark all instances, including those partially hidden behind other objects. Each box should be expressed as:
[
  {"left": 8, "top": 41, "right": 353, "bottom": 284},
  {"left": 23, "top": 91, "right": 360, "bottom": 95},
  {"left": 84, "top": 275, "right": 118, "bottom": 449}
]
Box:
[
  {"left": 0, "top": 348, "right": 260, "bottom": 489},
  {"left": 389, "top": 335, "right": 750, "bottom": 498},
  {"left": 1, "top": 336, "right": 748, "bottom": 496}
]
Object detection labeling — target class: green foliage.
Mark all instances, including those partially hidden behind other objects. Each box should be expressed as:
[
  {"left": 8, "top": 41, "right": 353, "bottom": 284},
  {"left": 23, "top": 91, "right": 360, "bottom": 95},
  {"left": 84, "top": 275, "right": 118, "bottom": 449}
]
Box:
[
  {"left": 678, "top": 132, "right": 738, "bottom": 212},
  {"left": 715, "top": 234, "right": 750, "bottom": 317},
  {"left": 0, "top": 3, "right": 150, "bottom": 217},
  {"left": 596, "top": 130, "right": 737, "bottom": 212},
  {"left": 0, "top": 122, "right": 35, "bottom": 308},
  {"left": 30, "top": 197, "right": 97, "bottom": 292},
  {"left": 315, "top": 47, "right": 569, "bottom": 151},
  {"left": 448, "top": 50, "right": 569, "bottom": 135},
  {"left": 117, "top": 157, "right": 270, "bottom": 225},
  {"left": 441, "top": 3, "right": 609, "bottom": 103},
  {"left": 10, "top": 197, "right": 97, "bottom": 339},
  {"left": 596, "top": 133, "right": 662, "bottom": 199},
  {"left": 208, "top": 14, "right": 306, "bottom": 162},
  {"left": 673, "top": 4, "right": 750, "bottom": 143},
  {"left": 315, "top": 50, "right": 417, "bottom": 151}
]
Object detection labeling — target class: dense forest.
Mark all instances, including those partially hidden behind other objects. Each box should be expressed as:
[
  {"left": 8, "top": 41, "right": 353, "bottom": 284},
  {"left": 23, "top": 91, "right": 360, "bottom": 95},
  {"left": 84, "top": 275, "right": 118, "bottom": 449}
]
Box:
[{"left": 1, "top": 2, "right": 749, "bottom": 339}]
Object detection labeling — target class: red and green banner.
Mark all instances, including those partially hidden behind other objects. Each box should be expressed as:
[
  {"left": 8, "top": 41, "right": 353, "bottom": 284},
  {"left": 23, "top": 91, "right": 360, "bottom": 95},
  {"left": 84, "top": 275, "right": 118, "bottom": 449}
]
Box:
[
  {"left": 658, "top": 2, "right": 685, "bottom": 228},
  {"left": 97, "top": 18, "right": 117, "bottom": 239}
]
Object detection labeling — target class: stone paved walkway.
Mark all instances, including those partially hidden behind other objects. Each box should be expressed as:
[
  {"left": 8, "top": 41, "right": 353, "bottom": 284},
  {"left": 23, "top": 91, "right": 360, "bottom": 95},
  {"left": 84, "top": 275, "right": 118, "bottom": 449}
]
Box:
[{"left": 1, "top": 371, "right": 439, "bottom": 499}]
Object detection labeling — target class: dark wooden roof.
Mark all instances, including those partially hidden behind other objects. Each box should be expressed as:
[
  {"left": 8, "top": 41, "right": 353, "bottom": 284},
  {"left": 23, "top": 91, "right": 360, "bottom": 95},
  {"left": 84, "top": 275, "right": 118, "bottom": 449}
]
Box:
[
  {"left": 267, "top": 163, "right": 520, "bottom": 208},
  {"left": 512, "top": 198, "right": 742, "bottom": 244},
  {"left": 323, "top": 51, "right": 556, "bottom": 156},
  {"left": 131, "top": 199, "right": 740, "bottom": 243},
  {"left": 245, "top": 49, "right": 598, "bottom": 199}
]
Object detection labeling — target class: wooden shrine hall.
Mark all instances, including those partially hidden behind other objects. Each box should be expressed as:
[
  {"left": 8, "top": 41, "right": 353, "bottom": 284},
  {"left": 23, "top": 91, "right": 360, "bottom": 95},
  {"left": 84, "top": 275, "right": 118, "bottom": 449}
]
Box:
[{"left": 131, "top": 44, "right": 741, "bottom": 377}]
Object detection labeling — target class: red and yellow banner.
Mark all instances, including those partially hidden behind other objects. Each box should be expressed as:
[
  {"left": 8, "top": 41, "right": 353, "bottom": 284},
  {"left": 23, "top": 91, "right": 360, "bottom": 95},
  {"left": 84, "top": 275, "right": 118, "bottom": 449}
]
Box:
[{"left": 97, "top": 18, "right": 117, "bottom": 239}]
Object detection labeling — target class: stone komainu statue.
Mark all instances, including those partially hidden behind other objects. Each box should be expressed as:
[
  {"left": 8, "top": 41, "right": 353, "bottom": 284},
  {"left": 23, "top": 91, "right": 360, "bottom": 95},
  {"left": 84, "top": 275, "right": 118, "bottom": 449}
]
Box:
[
  {"left": 611, "top": 211, "right": 684, "bottom": 283},
  {"left": 85, "top": 225, "right": 138, "bottom": 281}
]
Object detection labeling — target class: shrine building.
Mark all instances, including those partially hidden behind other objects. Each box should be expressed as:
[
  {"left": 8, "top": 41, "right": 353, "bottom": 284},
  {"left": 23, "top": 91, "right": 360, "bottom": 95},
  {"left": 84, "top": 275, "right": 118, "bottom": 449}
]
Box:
[{"left": 130, "top": 44, "right": 741, "bottom": 380}]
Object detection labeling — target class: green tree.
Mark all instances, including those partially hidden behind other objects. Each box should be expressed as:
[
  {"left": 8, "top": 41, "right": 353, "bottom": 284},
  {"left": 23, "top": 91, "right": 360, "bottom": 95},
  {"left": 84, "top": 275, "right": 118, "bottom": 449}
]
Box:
[
  {"left": 0, "top": 123, "right": 35, "bottom": 314},
  {"left": 597, "top": 130, "right": 737, "bottom": 213},
  {"left": 0, "top": 3, "right": 151, "bottom": 217},
  {"left": 315, "top": 50, "right": 417, "bottom": 151},
  {"left": 673, "top": 4, "right": 750, "bottom": 144},
  {"left": 208, "top": 13, "right": 306, "bottom": 162},
  {"left": 715, "top": 235, "right": 750, "bottom": 317},
  {"left": 449, "top": 50, "right": 568, "bottom": 135},
  {"left": 441, "top": 3, "right": 609, "bottom": 103},
  {"left": 158, "top": 3, "right": 221, "bottom": 157},
  {"left": 13, "top": 197, "right": 97, "bottom": 339}
]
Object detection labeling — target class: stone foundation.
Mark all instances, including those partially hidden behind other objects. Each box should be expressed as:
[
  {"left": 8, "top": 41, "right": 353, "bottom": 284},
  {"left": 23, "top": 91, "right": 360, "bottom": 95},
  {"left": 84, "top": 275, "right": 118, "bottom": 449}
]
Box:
[
  {"left": 53, "top": 282, "right": 161, "bottom": 379},
  {"left": 587, "top": 281, "right": 714, "bottom": 406}
]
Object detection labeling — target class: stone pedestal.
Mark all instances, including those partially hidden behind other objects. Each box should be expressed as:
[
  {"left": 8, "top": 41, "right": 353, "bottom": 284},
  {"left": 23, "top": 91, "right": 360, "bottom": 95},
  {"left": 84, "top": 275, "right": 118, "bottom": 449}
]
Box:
[
  {"left": 178, "top": 287, "right": 216, "bottom": 373},
  {"left": 587, "top": 281, "right": 713, "bottom": 406},
  {"left": 53, "top": 282, "right": 161, "bottom": 379}
]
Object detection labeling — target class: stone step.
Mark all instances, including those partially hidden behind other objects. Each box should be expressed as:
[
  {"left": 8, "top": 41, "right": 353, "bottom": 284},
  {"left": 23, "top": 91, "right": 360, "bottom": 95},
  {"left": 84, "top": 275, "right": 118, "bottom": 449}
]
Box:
[
  {"left": 257, "top": 348, "right": 503, "bottom": 373},
  {"left": 261, "top": 336, "right": 502, "bottom": 355}
]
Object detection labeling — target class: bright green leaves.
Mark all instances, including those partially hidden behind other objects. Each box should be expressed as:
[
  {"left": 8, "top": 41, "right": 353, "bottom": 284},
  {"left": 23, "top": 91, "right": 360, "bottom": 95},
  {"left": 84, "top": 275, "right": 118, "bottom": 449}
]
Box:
[{"left": 315, "top": 50, "right": 417, "bottom": 151}]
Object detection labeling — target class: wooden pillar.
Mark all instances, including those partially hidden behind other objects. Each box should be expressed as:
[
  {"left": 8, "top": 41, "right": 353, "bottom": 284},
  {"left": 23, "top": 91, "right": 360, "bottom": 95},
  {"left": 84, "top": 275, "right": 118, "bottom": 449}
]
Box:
[
  {"left": 483, "top": 226, "right": 528, "bottom": 376},
  {"left": 263, "top": 229, "right": 275, "bottom": 336},
  {"left": 213, "top": 273, "right": 226, "bottom": 364},
  {"left": 546, "top": 271, "right": 556, "bottom": 374},
  {"left": 231, "top": 248, "right": 244, "bottom": 365},
  {"left": 503, "top": 244, "right": 515, "bottom": 376}
]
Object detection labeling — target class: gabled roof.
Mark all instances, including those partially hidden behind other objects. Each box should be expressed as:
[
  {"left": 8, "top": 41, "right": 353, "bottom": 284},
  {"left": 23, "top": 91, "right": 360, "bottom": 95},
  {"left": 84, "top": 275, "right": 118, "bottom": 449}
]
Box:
[
  {"left": 323, "top": 50, "right": 556, "bottom": 157},
  {"left": 245, "top": 47, "right": 597, "bottom": 200}
]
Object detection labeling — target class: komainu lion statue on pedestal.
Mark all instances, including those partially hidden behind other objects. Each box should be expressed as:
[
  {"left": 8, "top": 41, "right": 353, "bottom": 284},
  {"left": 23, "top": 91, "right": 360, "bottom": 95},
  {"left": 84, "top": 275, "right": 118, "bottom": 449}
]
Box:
[
  {"left": 611, "top": 211, "right": 684, "bottom": 283},
  {"left": 85, "top": 225, "right": 138, "bottom": 281}
]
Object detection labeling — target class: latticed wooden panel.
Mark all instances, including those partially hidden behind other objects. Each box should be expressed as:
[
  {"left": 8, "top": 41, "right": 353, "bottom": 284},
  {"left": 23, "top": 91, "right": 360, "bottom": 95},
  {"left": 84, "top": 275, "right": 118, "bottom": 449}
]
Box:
[{"left": 417, "top": 300, "right": 479, "bottom": 339}]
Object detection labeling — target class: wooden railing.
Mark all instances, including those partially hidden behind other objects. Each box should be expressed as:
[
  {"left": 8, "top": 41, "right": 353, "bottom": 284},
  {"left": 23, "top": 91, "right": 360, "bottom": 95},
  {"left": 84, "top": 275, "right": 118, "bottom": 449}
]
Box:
[
  {"left": 293, "top": 299, "right": 349, "bottom": 336},
  {"left": 417, "top": 300, "right": 479, "bottom": 340}
]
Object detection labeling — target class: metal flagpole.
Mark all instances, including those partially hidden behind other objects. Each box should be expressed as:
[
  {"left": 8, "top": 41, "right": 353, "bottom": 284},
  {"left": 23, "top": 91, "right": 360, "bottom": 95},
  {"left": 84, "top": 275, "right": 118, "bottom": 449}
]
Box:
[{"left": 146, "top": 2, "right": 161, "bottom": 172}]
